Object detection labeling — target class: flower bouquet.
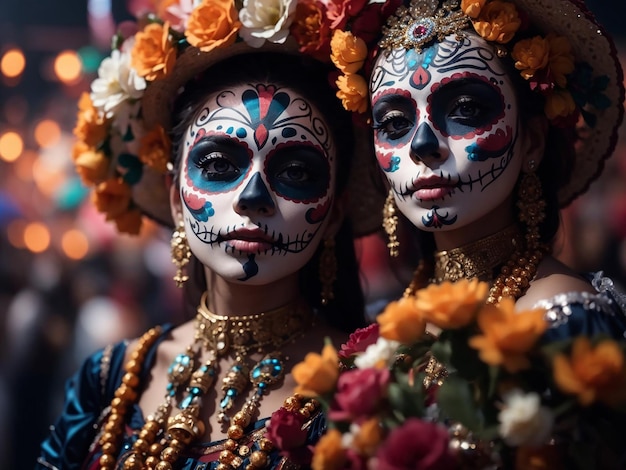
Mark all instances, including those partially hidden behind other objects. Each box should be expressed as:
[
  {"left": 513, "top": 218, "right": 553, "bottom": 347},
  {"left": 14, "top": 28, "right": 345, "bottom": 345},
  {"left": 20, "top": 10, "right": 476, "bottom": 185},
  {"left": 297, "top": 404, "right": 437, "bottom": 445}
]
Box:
[{"left": 285, "top": 279, "right": 626, "bottom": 469}]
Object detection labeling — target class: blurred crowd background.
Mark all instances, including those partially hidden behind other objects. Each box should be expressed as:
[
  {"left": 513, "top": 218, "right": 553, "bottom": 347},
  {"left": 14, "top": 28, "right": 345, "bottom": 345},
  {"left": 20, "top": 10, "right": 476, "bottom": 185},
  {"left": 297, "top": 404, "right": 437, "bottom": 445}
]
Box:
[{"left": 0, "top": 0, "right": 624, "bottom": 468}]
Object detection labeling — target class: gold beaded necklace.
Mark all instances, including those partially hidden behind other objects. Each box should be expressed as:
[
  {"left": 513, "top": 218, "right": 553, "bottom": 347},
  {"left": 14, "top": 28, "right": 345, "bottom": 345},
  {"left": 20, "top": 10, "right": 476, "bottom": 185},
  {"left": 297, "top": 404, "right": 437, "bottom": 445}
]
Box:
[{"left": 96, "top": 295, "right": 314, "bottom": 470}]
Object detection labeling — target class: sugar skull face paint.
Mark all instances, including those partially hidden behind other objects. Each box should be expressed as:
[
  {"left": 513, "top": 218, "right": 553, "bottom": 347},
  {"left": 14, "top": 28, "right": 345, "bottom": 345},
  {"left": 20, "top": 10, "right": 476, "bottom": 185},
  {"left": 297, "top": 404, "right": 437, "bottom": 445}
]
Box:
[
  {"left": 370, "top": 32, "right": 523, "bottom": 231},
  {"left": 180, "top": 83, "right": 336, "bottom": 285}
]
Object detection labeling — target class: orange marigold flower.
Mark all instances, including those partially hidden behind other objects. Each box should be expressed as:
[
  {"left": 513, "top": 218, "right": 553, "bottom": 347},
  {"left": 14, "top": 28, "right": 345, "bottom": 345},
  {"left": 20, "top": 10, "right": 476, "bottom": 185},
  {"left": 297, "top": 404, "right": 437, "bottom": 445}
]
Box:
[
  {"left": 415, "top": 278, "right": 488, "bottom": 330},
  {"left": 290, "top": 0, "right": 331, "bottom": 61},
  {"left": 74, "top": 92, "right": 108, "bottom": 146},
  {"left": 131, "top": 22, "right": 177, "bottom": 81},
  {"left": 311, "top": 429, "right": 347, "bottom": 470},
  {"left": 112, "top": 207, "right": 143, "bottom": 235},
  {"left": 544, "top": 89, "right": 576, "bottom": 120},
  {"left": 139, "top": 125, "right": 170, "bottom": 173},
  {"left": 353, "top": 417, "right": 383, "bottom": 457},
  {"left": 511, "top": 36, "right": 549, "bottom": 80},
  {"left": 185, "top": 0, "right": 241, "bottom": 53},
  {"left": 468, "top": 298, "right": 547, "bottom": 373},
  {"left": 553, "top": 337, "right": 626, "bottom": 406},
  {"left": 377, "top": 296, "right": 425, "bottom": 343},
  {"left": 92, "top": 178, "right": 133, "bottom": 220},
  {"left": 73, "top": 142, "right": 110, "bottom": 185},
  {"left": 292, "top": 343, "right": 339, "bottom": 397},
  {"left": 461, "top": 0, "right": 487, "bottom": 18},
  {"left": 472, "top": 0, "right": 521, "bottom": 44},
  {"left": 546, "top": 33, "right": 575, "bottom": 88},
  {"left": 335, "top": 73, "right": 368, "bottom": 114},
  {"left": 330, "top": 30, "right": 367, "bottom": 74}
]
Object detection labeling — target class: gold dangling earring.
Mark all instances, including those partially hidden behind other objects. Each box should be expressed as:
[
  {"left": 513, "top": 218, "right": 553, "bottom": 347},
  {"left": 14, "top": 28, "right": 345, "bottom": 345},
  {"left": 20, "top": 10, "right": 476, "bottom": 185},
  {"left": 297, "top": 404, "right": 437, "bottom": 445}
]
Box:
[
  {"left": 171, "top": 220, "right": 191, "bottom": 288},
  {"left": 319, "top": 238, "right": 337, "bottom": 306},
  {"left": 382, "top": 189, "right": 399, "bottom": 257}
]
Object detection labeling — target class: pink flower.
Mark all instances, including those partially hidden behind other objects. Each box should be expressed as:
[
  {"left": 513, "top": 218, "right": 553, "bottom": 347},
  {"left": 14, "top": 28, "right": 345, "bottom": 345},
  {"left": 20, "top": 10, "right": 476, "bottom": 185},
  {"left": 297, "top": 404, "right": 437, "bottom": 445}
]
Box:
[
  {"left": 329, "top": 367, "right": 390, "bottom": 421},
  {"left": 325, "top": 0, "right": 368, "bottom": 29},
  {"left": 339, "top": 323, "right": 379, "bottom": 358},
  {"left": 376, "top": 419, "right": 457, "bottom": 470},
  {"left": 266, "top": 408, "right": 312, "bottom": 464}
]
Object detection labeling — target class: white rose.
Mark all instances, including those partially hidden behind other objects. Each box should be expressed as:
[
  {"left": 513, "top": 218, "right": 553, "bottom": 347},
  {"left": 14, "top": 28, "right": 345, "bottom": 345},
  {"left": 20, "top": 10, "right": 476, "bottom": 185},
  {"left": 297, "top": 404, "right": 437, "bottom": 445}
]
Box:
[
  {"left": 353, "top": 337, "right": 400, "bottom": 369},
  {"left": 498, "top": 389, "right": 554, "bottom": 447},
  {"left": 90, "top": 41, "right": 146, "bottom": 119},
  {"left": 239, "top": 0, "right": 297, "bottom": 48}
]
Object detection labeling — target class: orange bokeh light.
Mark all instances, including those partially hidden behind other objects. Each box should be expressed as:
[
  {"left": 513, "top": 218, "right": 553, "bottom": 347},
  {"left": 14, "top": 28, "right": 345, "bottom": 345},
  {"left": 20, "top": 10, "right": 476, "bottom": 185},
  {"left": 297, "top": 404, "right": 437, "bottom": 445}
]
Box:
[
  {"left": 34, "top": 119, "right": 62, "bottom": 148},
  {"left": 0, "top": 131, "right": 24, "bottom": 162},
  {"left": 7, "top": 219, "right": 27, "bottom": 249},
  {"left": 1, "top": 48, "right": 26, "bottom": 78},
  {"left": 61, "top": 229, "right": 89, "bottom": 260},
  {"left": 23, "top": 222, "right": 51, "bottom": 253},
  {"left": 54, "top": 50, "right": 82, "bottom": 83}
]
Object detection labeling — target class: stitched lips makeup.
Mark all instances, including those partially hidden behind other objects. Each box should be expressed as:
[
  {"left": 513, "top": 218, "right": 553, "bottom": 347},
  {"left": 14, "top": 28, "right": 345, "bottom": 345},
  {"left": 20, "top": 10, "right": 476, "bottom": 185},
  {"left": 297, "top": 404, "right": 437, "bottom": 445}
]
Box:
[{"left": 221, "top": 227, "right": 275, "bottom": 253}]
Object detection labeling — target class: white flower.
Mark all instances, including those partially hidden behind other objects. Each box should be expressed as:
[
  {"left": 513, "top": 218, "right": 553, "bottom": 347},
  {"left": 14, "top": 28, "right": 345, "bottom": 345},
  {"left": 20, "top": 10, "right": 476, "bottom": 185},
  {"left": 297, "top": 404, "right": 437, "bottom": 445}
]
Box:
[
  {"left": 239, "top": 0, "right": 297, "bottom": 48},
  {"left": 90, "top": 41, "right": 146, "bottom": 119},
  {"left": 498, "top": 389, "right": 554, "bottom": 447},
  {"left": 353, "top": 337, "right": 400, "bottom": 369}
]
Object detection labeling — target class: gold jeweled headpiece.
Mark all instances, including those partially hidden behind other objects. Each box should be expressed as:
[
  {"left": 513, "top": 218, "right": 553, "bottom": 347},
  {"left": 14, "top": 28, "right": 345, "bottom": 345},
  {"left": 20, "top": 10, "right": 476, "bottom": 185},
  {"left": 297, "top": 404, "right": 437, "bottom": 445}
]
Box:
[{"left": 379, "top": 0, "right": 470, "bottom": 52}]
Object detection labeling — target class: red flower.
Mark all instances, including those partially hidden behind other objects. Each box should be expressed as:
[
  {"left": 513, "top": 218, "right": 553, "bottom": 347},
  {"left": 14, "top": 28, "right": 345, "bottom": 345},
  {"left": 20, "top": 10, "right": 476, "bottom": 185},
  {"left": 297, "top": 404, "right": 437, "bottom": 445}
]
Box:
[
  {"left": 339, "top": 323, "right": 379, "bottom": 358},
  {"left": 376, "top": 419, "right": 457, "bottom": 470},
  {"left": 326, "top": 0, "right": 368, "bottom": 29},
  {"left": 350, "top": 0, "right": 402, "bottom": 44},
  {"left": 266, "top": 408, "right": 313, "bottom": 464},
  {"left": 329, "top": 367, "right": 390, "bottom": 421}
]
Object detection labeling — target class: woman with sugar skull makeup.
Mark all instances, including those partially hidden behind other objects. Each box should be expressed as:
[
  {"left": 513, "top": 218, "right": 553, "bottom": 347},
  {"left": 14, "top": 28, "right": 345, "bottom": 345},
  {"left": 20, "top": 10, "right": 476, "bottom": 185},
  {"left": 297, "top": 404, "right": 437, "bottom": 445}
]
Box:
[{"left": 35, "top": 2, "right": 388, "bottom": 468}]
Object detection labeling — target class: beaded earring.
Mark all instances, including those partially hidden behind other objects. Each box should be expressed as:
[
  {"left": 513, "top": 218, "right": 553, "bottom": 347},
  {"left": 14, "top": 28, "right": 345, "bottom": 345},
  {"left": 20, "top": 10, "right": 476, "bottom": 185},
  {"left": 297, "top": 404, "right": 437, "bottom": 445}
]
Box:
[
  {"left": 171, "top": 220, "right": 191, "bottom": 288},
  {"left": 319, "top": 238, "right": 337, "bottom": 306},
  {"left": 382, "top": 189, "right": 400, "bottom": 257}
]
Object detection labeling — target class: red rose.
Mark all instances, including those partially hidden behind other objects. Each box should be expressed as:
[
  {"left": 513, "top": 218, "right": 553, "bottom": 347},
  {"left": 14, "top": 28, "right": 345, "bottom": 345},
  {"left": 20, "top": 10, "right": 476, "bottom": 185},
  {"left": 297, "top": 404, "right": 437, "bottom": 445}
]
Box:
[
  {"left": 266, "top": 408, "right": 308, "bottom": 450},
  {"left": 339, "top": 323, "right": 379, "bottom": 358},
  {"left": 350, "top": 0, "right": 403, "bottom": 44},
  {"left": 376, "top": 419, "right": 457, "bottom": 470},
  {"left": 326, "top": 0, "right": 368, "bottom": 29},
  {"left": 329, "top": 367, "right": 390, "bottom": 421}
]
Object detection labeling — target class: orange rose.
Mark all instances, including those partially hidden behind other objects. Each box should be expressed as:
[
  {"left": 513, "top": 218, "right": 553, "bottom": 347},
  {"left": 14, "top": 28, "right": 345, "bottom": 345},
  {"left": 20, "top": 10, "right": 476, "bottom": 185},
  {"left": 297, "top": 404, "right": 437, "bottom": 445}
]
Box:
[
  {"left": 353, "top": 417, "right": 383, "bottom": 457},
  {"left": 335, "top": 73, "right": 368, "bottom": 113},
  {"left": 292, "top": 343, "right": 339, "bottom": 397},
  {"left": 311, "top": 429, "right": 347, "bottom": 470},
  {"left": 73, "top": 142, "right": 110, "bottom": 185},
  {"left": 290, "top": 0, "right": 331, "bottom": 61},
  {"left": 92, "top": 178, "right": 133, "bottom": 219},
  {"left": 74, "top": 92, "right": 108, "bottom": 146},
  {"left": 377, "top": 296, "right": 425, "bottom": 343},
  {"left": 511, "top": 36, "right": 549, "bottom": 80},
  {"left": 131, "top": 22, "right": 176, "bottom": 81},
  {"left": 468, "top": 298, "right": 547, "bottom": 373},
  {"left": 472, "top": 0, "right": 521, "bottom": 44},
  {"left": 139, "top": 125, "right": 170, "bottom": 173},
  {"left": 185, "top": 0, "right": 241, "bottom": 53},
  {"left": 461, "top": 0, "right": 487, "bottom": 18},
  {"left": 553, "top": 337, "right": 626, "bottom": 406},
  {"left": 544, "top": 89, "right": 576, "bottom": 120},
  {"left": 546, "top": 34, "right": 575, "bottom": 88},
  {"left": 330, "top": 30, "right": 367, "bottom": 74},
  {"left": 415, "top": 279, "right": 488, "bottom": 330},
  {"left": 112, "top": 207, "right": 143, "bottom": 235}
]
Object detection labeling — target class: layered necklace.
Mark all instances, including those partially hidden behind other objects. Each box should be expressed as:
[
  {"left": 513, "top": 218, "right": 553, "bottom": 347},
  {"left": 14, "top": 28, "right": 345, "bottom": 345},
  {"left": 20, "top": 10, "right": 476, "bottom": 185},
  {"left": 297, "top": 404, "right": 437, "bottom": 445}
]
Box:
[{"left": 97, "top": 294, "right": 314, "bottom": 470}]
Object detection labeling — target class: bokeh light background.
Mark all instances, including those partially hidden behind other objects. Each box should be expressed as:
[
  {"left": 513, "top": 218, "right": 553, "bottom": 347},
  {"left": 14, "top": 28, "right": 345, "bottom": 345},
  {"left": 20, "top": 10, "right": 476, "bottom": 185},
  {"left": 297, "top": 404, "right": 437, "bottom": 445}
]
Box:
[{"left": 0, "top": 0, "right": 624, "bottom": 467}]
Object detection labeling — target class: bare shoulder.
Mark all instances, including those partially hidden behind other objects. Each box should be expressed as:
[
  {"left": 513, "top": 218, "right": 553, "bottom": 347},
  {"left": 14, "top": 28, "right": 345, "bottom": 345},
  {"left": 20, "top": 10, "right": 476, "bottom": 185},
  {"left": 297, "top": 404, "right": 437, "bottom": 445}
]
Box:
[{"left": 515, "top": 256, "right": 596, "bottom": 310}]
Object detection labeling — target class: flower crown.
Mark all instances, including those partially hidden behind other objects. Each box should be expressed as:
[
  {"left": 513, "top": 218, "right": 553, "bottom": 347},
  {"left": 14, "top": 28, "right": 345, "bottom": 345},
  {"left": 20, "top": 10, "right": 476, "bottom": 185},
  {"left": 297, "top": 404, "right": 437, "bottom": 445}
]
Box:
[{"left": 72, "top": 0, "right": 399, "bottom": 234}]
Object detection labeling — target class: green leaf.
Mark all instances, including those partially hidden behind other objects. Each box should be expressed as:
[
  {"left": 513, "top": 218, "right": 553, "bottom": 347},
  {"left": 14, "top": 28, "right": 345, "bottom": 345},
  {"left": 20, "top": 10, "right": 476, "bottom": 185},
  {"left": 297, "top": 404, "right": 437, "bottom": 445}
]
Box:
[
  {"left": 430, "top": 338, "right": 452, "bottom": 365},
  {"left": 387, "top": 381, "right": 424, "bottom": 419},
  {"left": 448, "top": 329, "right": 485, "bottom": 381},
  {"left": 437, "top": 375, "right": 483, "bottom": 431}
]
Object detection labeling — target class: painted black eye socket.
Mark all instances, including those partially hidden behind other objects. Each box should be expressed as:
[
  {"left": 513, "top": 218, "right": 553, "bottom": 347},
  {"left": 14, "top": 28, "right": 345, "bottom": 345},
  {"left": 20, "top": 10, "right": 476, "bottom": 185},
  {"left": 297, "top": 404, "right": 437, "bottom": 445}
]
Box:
[
  {"left": 196, "top": 152, "right": 240, "bottom": 181},
  {"left": 188, "top": 137, "right": 250, "bottom": 184},
  {"left": 374, "top": 114, "right": 414, "bottom": 140},
  {"left": 267, "top": 147, "right": 330, "bottom": 201},
  {"left": 276, "top": 163, "right": 311, "bottom": 183},
  {"left": 372, "top": 96, "right": 417, "bottom": 141}
]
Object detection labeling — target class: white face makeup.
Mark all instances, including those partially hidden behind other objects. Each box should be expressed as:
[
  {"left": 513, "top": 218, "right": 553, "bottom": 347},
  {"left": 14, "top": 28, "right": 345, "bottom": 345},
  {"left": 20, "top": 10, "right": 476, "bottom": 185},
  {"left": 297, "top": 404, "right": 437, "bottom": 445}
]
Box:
[
  {"left": 179, "top": 83, "right": 336, "bottom": 285},
  {"left": 370, "top": 32, "right": 523, "bottom": 231}
]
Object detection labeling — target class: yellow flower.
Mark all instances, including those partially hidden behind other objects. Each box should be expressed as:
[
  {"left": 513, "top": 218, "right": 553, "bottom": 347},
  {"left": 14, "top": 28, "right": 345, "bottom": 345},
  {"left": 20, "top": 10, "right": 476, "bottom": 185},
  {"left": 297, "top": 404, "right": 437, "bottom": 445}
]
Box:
[
  {"left": 415, "top": 279, "right": 488, "bottom": 330},
  {"left": 292, "top": 343, "right": 339, "bottom": 397},
  {"left": 185, "top": 0, "right": 241, "bottom": 53},
  {"left": 544, "top": 89, "right": 576, "bottom": 120},
  {"left": 92, "top": 178, "right": 133, "bottom": 220},
  {"left": 377, "top": 296, "right": 425, "bottom": 343},
  {"left": 472, "top": 0, "right": 521, "bottom": 44},
  {"left": 330, "top": 30, "right": 367, "bottom": 74},
  {"left": 468, "top": 298, "right": 547, "bottom": 373},
  {"left": 553, "top": 337, "right": 626, "bottom": 406},
  {"left": 335, "top": 73, "right": 368, "bottom": 114},
  {"left": 74, "top": 92, "right": 108, "bottom": 147},
  {"left": 461, "top": 0, "right": 487, "bottom": 18},
  {"left": 311, "top": 429, "right": 347, "bottom": 470},
  {"left": 131, "top": 22, "right": 177, "bottom": 81},
  {"left": 72, "top": 141, "right": 110, "bottom": 185},
  {"left": 546, "top": 33, "right": 575, "bottom": 88},
  {"left": 112, "top": 207, "right": 143, "bottom": 235},
  {"left": 139, "top": 125, "right": 171, "bottom": 173},
  {"left": 353, "top": 418, "right": 383, "bottom": 457},
  {"left": 511, "top": 36, "right": 549, "bottom": 80}
]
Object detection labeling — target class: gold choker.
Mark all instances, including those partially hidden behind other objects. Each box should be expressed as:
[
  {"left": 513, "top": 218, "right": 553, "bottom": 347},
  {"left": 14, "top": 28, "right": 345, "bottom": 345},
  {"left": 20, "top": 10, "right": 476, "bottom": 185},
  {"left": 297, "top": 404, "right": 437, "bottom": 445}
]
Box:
[{"left": 432, "top": 224, "right": 523, "bottom": 284}]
